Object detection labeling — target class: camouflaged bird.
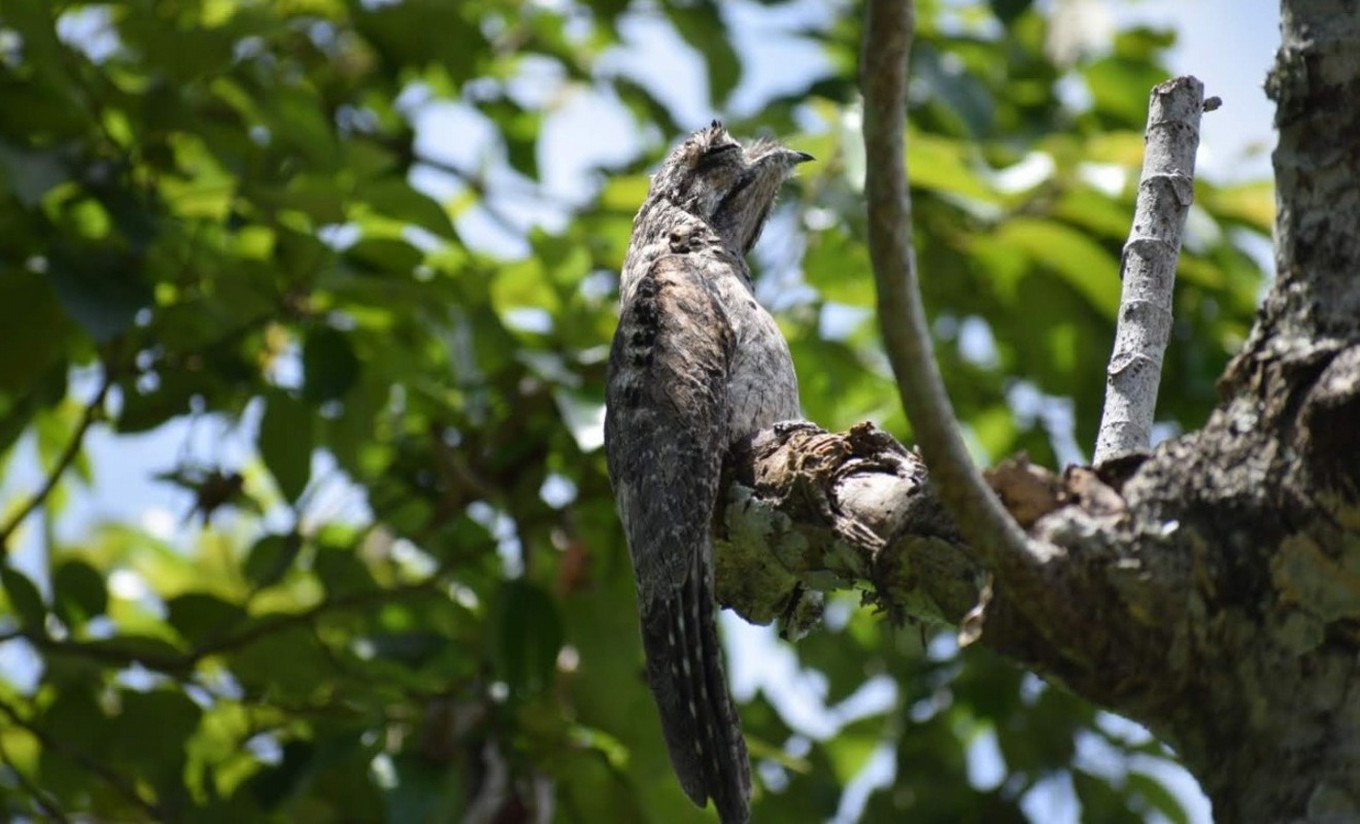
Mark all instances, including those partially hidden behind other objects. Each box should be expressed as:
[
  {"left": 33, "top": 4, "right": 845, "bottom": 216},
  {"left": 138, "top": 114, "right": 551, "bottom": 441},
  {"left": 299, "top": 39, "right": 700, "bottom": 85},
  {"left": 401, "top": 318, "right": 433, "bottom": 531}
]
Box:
[{"left": 604, "top": 122, "right": 811, "bottom": 824}]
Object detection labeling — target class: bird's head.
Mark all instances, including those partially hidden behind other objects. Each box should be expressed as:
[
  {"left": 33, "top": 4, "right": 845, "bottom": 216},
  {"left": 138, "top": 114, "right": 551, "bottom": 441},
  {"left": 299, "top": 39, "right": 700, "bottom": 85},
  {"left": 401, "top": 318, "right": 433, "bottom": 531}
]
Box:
[
  {"left": 647, "top": 121, "right": 813, "bottom": 254},
  {"left": 717, "top": 137, "right": 814, "bottom": 254},
  {"left": 648, "top": 120, "right": 749, "bottom": 220}
]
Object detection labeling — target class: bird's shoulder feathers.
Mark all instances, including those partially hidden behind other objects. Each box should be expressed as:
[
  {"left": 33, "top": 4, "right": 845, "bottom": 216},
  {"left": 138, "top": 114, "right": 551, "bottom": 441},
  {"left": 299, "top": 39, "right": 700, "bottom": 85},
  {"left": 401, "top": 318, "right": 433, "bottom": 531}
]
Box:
[{"left": 605, "top": 247, "right": 739, "bottom": 609}]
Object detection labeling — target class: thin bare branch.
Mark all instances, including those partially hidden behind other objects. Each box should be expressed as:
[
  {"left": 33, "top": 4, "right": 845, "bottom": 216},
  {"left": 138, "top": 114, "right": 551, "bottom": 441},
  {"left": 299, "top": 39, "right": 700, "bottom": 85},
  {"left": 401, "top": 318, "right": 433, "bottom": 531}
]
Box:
[
  {"left": 0, "top": 733, "right": 70, "bottom": 823},
  {"left": 0, "top": 695, "right": 164, "bottom": 820},
  {"left": 859, "top": 0, "right": 1041, "bottom": 590},
  {"left": 0, "top": 371, "right": 113, "bottom": 554},
  {"left": 15, "top": 574, "right": 447, "bottom": 675},
  {"left": 1094, "top": 76, "right": 1207, "bottom": 464}
]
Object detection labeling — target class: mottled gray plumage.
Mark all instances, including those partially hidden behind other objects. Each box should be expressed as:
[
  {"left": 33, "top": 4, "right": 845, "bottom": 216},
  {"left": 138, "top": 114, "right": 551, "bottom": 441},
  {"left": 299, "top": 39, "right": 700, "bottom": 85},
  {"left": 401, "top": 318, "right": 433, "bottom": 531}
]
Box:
[{"left": 604, "top": 122, "right": 809, "bottom": 823}]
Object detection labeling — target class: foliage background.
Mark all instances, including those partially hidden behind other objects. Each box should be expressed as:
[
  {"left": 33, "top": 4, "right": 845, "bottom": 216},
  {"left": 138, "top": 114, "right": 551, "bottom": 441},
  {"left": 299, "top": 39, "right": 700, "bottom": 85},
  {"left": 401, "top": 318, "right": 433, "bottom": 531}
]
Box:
[{"left": 0, "top": 0, "right": 1273, "bottom": 820}]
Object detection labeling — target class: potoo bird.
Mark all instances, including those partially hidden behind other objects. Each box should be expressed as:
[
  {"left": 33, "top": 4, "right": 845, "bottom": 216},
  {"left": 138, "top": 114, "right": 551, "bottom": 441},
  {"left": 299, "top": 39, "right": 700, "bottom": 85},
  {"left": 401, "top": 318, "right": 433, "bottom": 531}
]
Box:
[{"left": 604, "top": 122, "right": 811, "bottom": 824}]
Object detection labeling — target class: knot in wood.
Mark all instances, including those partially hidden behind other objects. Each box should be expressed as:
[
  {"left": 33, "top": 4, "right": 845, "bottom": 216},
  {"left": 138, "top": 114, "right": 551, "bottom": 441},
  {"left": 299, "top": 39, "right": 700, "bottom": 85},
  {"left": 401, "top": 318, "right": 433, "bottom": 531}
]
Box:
[{"left": 668, "top": 223, "right": 699, "bottom": 253}]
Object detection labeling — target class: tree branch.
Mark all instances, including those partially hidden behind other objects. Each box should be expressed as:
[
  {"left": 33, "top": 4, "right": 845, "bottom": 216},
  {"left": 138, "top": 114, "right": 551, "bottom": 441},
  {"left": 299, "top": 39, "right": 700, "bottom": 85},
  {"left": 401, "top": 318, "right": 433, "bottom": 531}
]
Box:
[
  {"left": 716, "top": 422, "right": 976, "bottom": 629},
  {"left": 0, "top": 733, "right": 70, "bottom": 823},
  {"left": 859, "top": 0, "right": 1045, "bottom": 600},
  {"left": 411, "top": 151, "right": 529, "bottom": 237},
  {"left": 0, "top": 695, "right": 165, "bottom": 820},
  {"left": 17, "top": 577, "right": 446, "bottom": 675},
  {"left": 0, "top": 371, "right": 112, "bottom": 554},
  {"left": 1094, "top": 77, "right": 1208, "bottom": 464},
  {"left": 714, "top": 422, "right": 1144, "bottom": 692}
]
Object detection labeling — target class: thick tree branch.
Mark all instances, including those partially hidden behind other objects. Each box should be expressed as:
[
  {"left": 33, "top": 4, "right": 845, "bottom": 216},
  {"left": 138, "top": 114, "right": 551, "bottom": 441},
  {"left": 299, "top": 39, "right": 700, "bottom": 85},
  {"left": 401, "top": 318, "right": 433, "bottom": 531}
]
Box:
[
  {"left": 1094, "top": 77, "right": 1207, "bottom": 464},
  {"left": 859, "top": 0, "right": 1046, "bottom": 603},
  {"left": 720, "top": 40, "right": 1360, "bottom": 797},
  {"left": 715, "top": 422, "right": 973, "bottom": 631},
  {"left": 1221, "top": 0, "right": 1360, "bottom": 399},
  {"left": 714, "top": 421, "right": 1162, "bottom": 696}
]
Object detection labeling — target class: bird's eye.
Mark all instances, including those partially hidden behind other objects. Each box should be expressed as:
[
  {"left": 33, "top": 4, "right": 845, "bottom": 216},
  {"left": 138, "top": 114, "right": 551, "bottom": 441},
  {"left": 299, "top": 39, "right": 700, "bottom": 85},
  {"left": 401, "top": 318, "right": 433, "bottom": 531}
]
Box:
[{"left": 695, "top": 141, "right": 740, "bottom": 171}]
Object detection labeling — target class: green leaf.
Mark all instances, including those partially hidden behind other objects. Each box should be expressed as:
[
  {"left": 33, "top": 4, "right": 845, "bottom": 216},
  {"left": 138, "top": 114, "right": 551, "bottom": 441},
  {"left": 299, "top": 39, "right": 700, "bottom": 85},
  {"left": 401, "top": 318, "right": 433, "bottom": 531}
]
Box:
[
  {"left": 0, "top": 142, "right": 68, "bottom": 207},
  {"left": 1127, "top": 770, "right": 1189, "bottom": 824},
  {"left": 1202, "top": 180, "right": 1275, "bottom": 233},
  {"left": 302, "top": 326, "right": 361, "bottom": 403},
  {"left": 367, "top": 630, "right": 447, "bottom": 667},
  {"left": 244, "top": 532, "right": 302, "bottom": 589},
  {"left": 116, "top": 369, "right": 205, "bottom": 434},
  {"left": 38, "top": 687, "right": 105, "bottom": 795},
  {"left": 361, "top": 178, "right": 457, "bottom": 239},
  {"left": 167, "top": 592, "right": 246, "bottom": 646},
  {"left": 913, "top": 43, "right": 997, "bottom": 137},
  {"left": 1073, "top": 768, "right": 1142, "bottom": 823},
  {"left": 1084, "top": 56, "right": 1174, "bottom": 127},
  {"left": 666, "top": 1, "right": 741, "bottom": 107},
  {"left": 47, "top": 245, "right": 153, "bottom": 344},
  {"left": 990, "top": 0, "right": 1034, "bottom": 25},
  {"left": 354, "top": 1, "right": 480, "bottom": 81},
  {"left": 251, "top": 175, "right": 348, "bottom": 224},
  {"left": 259, "top": 391, "right": 314, "bottom": 503},
  {"left": 265, "top": 88, "right": 342, "bottom": 171},
  {"left": 804, "top": 227, "right": 875, "bottom": 305},
  {"left": 52, "top": 560, "right": 107, "bottom": 629},
  {"left": 121, "top": 16, "right": 236, "bottom": 82},
  {"left": 1054, "top": 186, "right": 1137, "bottom": 241},
  {"left": 344, "top": 237, "right": 423, "bottom": 277},
  {"left": 988, "top": 217, "right": 1122, "bottom": 319},
  {"left": 385, "top": 752, "right": 465, "bottom": 824},
  {"left": 314, "top": 545, "right": 376, "bottom": 596},
  {"left": 1, "top": 566, "right": 46, "bottom": 631},
  {"left": 250, "top": 741, "right": 317, "bottom": 810},
  {"left": 108, "top": 689, "right": 203, "bottom": 781},
  {"left": 489, "top": 580, "right": 562, "bottom": 698},
  {"left": 907, "top": 131, "right": 1001, "bottom": 206},
  {"left": 229, "top": 626, "right": 331, "bottom": 702},
  {"left": 0, "top": 271, "right": 71, "bottom": 392},
  {"left": 825, "top": 715, "right": 885, "bottom": 784}
]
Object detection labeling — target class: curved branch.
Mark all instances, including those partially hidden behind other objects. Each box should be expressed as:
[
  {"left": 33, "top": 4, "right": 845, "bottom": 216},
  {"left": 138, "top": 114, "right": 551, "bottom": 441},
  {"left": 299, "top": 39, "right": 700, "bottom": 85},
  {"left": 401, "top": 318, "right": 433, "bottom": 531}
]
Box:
[{"left": 859, "top": 0, "right": 1042, "bottom": 594}]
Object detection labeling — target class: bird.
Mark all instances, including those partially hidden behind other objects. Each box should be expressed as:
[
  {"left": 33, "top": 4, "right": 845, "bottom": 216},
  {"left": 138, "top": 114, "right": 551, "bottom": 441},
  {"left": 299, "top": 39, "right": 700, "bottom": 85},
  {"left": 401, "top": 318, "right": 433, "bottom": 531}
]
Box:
[{"left": 604, "top": 121, "right": 811, "bottom": 824}]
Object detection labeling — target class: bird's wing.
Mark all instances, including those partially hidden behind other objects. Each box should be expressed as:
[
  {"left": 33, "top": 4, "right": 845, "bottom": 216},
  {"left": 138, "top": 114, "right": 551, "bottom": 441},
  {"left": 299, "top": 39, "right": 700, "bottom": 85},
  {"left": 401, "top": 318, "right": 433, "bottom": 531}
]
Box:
[
  {"left": 604, "top": 250, "right": 753, "bottom": 823},
  {"left": 605, "top": 251, "right": 734, "bottom": 607}
]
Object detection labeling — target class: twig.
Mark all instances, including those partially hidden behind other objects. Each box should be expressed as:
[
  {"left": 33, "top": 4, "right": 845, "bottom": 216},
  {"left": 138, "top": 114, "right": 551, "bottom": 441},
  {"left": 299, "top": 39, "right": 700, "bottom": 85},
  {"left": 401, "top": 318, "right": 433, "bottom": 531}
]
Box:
[
  {"left": 0, "top": 734, "right": 70, "bottom": 822},
  {"left": 22, "top": 577, "right": 445, "bottom": 674},
  {"left": 1093, "top": 77, "right": 1207, "bottom": 464},
  {"left": 411, "top": 152, "right": 529, "bottom": 236},
  {"left": 0, "top": 372, "right": 113, "bottom": 553},
  {"left": 859, "top": 0, "right": 1040, "bottom": 588},
  {"left": 191, "top": 578, "right": 439, "bottom": 660},
  {"left": 0, "top": 695, "right": 164, "bottom": 820}
]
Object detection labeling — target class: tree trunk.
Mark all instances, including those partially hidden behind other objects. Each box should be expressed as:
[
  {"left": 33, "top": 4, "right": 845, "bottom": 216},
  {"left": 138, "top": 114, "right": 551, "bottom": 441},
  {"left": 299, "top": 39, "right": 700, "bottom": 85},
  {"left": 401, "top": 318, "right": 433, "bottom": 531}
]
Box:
[{"left": 716, "top": 1, "right": 1360, "bottom": 820}]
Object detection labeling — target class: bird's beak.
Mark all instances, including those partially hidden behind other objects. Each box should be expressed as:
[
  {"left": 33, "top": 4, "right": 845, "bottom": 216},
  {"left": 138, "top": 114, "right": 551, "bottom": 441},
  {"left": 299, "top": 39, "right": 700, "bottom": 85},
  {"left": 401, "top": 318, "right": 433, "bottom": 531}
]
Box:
[{"left": 792, "top": 150, "right": 815, "bottom": 164}]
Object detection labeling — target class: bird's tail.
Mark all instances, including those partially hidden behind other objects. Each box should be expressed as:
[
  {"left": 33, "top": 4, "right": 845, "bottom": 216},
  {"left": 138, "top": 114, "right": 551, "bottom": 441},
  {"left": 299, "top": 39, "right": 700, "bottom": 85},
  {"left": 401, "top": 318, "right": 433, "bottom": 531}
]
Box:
[{"left": 640, "top": 550, "right": 752, "bottom": 824}]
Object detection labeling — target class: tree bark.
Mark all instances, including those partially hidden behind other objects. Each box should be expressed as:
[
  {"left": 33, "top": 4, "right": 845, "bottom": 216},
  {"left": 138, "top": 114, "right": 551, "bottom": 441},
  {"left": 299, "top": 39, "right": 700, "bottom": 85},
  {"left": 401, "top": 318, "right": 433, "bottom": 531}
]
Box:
[{"left": 715, "top": 0, "right": 1360, "bottom": 820}]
